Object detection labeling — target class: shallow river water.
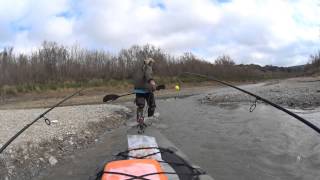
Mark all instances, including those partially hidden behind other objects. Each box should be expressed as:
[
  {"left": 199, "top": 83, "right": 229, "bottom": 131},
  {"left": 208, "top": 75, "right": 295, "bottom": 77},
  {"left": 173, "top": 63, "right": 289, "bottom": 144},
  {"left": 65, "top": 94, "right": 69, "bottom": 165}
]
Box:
[{"left": 157, "top": 93, "right": 320, "bottom": 180}]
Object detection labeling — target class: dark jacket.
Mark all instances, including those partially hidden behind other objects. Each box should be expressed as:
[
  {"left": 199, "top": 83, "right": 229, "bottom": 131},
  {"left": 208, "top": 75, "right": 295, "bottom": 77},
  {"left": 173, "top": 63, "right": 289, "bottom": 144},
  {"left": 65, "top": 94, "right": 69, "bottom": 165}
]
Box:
[{"left": 133, "top": 64, "right": 153, "bottom": 92}]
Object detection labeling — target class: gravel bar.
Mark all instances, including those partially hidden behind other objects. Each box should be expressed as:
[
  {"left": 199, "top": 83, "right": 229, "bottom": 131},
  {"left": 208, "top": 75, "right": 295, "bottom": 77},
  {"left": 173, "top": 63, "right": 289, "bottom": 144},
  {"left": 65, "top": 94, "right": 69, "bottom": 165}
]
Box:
[
  {"left": 0, "top": 104, "right": 131, "bottom": 180},
  {"left": 202, "top": 77, "right": 320, "bottom": 109}
]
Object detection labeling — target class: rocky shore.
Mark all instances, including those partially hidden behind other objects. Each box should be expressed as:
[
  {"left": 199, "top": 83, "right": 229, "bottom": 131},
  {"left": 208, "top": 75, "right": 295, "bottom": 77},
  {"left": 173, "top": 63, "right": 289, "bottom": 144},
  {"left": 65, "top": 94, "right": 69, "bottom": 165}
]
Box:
[
  {"left": 0, "top": 104, "right": 131, "bottom": 180},
  {"left": 202, "top": 77, "right": 320, "bottom": 109}
]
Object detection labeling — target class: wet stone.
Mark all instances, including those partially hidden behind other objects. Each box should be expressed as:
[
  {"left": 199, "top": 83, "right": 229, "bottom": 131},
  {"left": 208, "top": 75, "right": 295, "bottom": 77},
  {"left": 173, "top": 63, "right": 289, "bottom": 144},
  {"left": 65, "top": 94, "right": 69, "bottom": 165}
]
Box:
[{"left": 48, "top": 156, "right": 58, "bottom": 166}]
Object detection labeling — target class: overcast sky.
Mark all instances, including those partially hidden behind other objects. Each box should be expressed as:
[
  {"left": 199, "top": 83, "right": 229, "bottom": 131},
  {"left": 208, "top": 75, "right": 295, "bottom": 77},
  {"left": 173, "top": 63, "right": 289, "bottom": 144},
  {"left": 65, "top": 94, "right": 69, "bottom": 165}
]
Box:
[{"left": 0, "top": 0, "right": 319, "bottom": 66}]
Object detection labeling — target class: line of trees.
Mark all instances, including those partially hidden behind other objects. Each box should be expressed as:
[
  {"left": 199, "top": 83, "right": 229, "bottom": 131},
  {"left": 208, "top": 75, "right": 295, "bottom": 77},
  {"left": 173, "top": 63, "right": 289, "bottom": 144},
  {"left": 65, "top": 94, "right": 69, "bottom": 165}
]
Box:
[
  {"left": 305, "top": 51, "right": 320, "bottom": 74},
  {"left": 0, "top": 42, "right": 302, "bottom": 89}
]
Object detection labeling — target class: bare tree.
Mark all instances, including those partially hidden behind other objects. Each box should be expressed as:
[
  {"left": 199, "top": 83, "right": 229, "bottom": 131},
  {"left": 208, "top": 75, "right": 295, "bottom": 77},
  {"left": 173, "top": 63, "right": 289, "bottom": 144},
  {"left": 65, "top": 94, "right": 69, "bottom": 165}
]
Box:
[{"left": 0, "top": 41, "right": 302, "bottom": 93}]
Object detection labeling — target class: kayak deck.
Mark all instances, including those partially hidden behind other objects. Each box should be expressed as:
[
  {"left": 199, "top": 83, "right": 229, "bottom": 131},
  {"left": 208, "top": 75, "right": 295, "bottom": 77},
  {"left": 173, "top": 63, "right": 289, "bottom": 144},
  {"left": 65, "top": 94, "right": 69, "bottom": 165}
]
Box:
[{"left": 93, "top": 126, "right": 214, "bottom": 180}]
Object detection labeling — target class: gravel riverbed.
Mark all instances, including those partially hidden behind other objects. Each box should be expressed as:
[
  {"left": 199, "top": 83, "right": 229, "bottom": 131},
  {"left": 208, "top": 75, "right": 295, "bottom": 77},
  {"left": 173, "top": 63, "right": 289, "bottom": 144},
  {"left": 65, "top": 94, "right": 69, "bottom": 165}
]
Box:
[
  {"left": 0, "top": 104, "right": 131, "bottom": 180},
  {"left": 202, "top": 77, "right": 320, "bottom": 109}
]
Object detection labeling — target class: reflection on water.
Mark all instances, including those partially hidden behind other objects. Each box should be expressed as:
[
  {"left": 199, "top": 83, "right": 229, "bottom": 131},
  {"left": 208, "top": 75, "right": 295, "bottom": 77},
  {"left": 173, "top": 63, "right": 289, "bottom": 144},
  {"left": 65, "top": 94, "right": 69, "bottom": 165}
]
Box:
[{"left": 158, "top": 95, "right": 320, "bottom": 180}]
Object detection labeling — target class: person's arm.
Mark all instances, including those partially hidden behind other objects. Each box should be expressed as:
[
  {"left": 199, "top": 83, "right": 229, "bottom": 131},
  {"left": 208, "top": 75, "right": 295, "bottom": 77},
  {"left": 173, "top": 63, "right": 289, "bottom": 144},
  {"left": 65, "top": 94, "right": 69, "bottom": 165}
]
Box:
[{"left": 144, "top": 65, "right": 156, "bottom": 91}]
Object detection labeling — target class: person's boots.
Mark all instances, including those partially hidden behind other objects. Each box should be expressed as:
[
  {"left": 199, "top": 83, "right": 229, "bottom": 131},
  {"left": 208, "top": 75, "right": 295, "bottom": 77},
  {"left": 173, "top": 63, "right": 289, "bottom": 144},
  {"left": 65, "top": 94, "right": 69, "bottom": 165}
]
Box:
[
  {"left": 147, "top": 107, "right": 155, "bottom": 117},
  {"left": 137, "top": 108, "right": 146, "bottom": 133},
  {"left": 137, "top": 108, "right": 144, "bottom": 123}
]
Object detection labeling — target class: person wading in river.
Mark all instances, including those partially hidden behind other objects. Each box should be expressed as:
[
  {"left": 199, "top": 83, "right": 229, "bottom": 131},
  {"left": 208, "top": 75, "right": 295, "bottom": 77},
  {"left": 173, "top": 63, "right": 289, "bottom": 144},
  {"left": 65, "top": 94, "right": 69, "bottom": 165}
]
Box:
[{"left": 133, "top": 58, "right": 157, "bottom": 124}]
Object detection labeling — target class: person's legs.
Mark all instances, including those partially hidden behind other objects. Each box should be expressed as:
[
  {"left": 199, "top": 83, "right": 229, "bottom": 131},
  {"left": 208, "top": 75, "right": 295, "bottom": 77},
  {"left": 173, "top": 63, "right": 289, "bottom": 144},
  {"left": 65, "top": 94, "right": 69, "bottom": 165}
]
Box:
[
  {"left": 135, "top": 93, "right": 145, "bottom": 121},
  {"left": 146, "top": 92, "right": 156, "bottom": 117}
]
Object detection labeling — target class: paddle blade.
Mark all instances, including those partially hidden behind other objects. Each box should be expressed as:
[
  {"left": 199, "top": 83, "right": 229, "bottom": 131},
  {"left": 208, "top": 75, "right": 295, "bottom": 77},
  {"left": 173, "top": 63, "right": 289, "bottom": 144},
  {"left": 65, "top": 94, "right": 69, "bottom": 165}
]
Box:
[
  {"left": 156, "top": 84, "right": 166, "bottom": 90},
  {"left": 103, "top": 94, "right": 120, "bottom": 102}
]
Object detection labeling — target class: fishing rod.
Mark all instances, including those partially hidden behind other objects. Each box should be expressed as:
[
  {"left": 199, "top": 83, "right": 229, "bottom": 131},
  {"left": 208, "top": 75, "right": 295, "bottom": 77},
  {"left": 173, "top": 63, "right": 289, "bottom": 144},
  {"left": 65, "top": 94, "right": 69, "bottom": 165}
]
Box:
[
  {"left": 182, "top": 72, "right": 320, "bottom": 135},
  {"left": 0, "top": 88, "right": 84, "bottom": 154}
]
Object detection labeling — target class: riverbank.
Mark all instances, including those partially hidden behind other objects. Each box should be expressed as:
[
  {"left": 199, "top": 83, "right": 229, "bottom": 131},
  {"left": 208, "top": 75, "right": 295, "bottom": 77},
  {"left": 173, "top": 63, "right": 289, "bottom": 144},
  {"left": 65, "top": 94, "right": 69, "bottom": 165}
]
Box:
[
  {"left": 202, "top": 76, "right": 320, "bottom": 109},
  {"left": 0, "top": 104, "right": 131, "bottom": 180},
  {"left": 0, "top": 82, "right": 219, "bottom": 110}
]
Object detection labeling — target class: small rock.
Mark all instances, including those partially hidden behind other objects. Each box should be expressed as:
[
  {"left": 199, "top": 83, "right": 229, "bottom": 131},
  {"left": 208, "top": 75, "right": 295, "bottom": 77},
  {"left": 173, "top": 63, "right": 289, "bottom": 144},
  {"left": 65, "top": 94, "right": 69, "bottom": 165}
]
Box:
[
  {"left": 24, "top": 155, "right": 29, "bottom": 160},
  {"left": 48, "top": 156, "right": 58, "bottom": 166},
  {"left": 69, "top": 140, "right": 74, "bottom": 145},
  {"left": 51, "top": 120, "right": 59, "bottom": 124},
  {"left": 7, "top": 166, "right": 15, "bottom": 175},
  {"left": 57, "top": 136, "right": 63, "bottom": 141},
  {"left": 22, "top": 146, "right": 28, "bottom": 154},
  {"left": 39, "top": 158, "right": 45, "bottom": 162},
  {"left": 297, "top": 155, "right": 302, "bottom": 162},
  {"left": 153, "top": 112, "right": 160, "bottom": 118},
  {"left": 67, "top": 131, "right": 76, "bottom": 135}
]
